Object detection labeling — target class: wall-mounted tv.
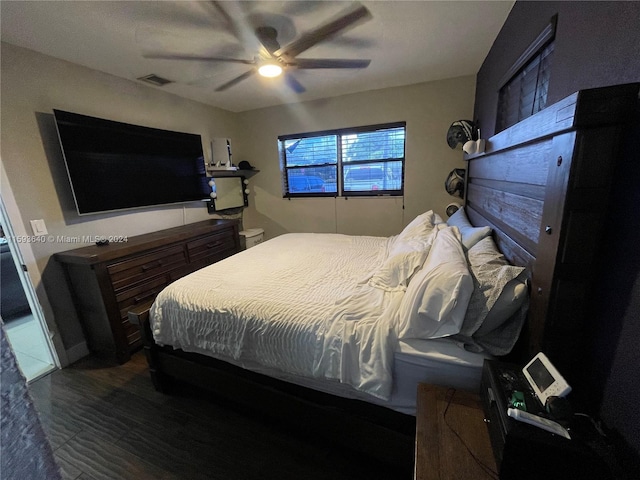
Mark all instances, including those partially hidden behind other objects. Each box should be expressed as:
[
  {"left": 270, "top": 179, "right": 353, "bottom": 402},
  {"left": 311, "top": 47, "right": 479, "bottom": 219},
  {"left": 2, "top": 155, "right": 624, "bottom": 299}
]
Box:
[
  {"left": 53, "top": 109, "right": 210, "bottom": 215},
  {"left": 209, "top": 176, "right": 248, "bottom": 212}
]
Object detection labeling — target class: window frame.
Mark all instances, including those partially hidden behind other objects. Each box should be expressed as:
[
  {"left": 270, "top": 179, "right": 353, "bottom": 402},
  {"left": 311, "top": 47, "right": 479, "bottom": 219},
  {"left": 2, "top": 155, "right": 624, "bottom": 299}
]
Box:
[
  {"left": 496, "top": 15, "right": 557, "bottom": 133},
  {"left": 279, "top": 121, "right": 406, "bottom": 198}
]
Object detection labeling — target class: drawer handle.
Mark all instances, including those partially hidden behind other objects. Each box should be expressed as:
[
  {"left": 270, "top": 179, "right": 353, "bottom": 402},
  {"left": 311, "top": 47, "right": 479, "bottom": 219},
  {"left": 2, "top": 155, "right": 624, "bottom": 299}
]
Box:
[
  {"left": 134, "top": 290, "right": 158, "bottom": 304},
  {"left": 206, "top": 241, "right": 224, "bottom": 249},
  {"left": 141, "top": 260, "right": 163, "bottom": 271}
]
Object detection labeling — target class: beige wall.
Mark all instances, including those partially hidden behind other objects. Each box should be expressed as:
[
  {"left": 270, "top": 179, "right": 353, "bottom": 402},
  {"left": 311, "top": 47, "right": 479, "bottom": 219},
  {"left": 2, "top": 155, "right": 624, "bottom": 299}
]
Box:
[
  {"left": 1, "top": 43, "right": 240, "bottom": 361},
  {"left": 1, "top": 41, "right": 475, "bottom": 363},
  {"left": 236, "top": 76, "right": 474, "bottom": 238}
]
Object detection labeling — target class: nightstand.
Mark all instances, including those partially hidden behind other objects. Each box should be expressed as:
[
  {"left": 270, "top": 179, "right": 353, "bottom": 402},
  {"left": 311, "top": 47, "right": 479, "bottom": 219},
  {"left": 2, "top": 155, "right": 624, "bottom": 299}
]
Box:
[
  {"left": 414, "top": 383, "right": 497, "bottom": 480},
  {"left": 480, "top": 359, "right": 614, "bottom": 480}
]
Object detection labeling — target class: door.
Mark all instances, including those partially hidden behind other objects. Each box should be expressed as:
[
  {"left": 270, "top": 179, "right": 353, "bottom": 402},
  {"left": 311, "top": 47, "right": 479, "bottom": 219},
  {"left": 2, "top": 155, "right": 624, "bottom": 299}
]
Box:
[{"left": 0, "top": 198, "right": 59, "bottom": 381}]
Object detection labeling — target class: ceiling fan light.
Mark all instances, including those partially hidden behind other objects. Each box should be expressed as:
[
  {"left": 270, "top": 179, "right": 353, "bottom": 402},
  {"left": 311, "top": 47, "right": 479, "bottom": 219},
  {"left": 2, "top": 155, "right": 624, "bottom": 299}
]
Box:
[{"left": 258, "top": 63, "right": 283, "bottom": 78}]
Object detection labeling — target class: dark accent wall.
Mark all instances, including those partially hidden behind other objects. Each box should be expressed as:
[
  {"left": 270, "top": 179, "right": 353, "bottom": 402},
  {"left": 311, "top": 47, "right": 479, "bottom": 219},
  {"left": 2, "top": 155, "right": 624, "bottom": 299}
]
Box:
[
  {"left": 473, "top": 0, "right": 640, "bottom": 460},
  {"left": 475, "top": 1, "right": 640, "bottom": 138}
]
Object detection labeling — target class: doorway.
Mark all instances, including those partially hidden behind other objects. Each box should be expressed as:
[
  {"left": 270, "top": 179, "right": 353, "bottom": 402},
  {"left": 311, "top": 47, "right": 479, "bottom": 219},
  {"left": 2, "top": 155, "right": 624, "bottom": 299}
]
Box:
[{"left": 0, "top": 200, "right": 58, "bottom": 381}]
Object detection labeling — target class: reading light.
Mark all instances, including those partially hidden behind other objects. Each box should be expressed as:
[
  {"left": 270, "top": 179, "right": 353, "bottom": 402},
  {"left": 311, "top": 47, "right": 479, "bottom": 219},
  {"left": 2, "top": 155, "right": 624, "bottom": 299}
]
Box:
[{"left": 258, "top": 62, "right": 283, "bottom": 78}]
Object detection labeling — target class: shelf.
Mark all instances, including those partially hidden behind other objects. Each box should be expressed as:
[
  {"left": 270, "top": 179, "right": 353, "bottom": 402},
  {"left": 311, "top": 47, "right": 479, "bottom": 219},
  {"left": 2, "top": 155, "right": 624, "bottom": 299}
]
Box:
[{"left": 206, "top": 169, "right": 260, "bottom": 179}]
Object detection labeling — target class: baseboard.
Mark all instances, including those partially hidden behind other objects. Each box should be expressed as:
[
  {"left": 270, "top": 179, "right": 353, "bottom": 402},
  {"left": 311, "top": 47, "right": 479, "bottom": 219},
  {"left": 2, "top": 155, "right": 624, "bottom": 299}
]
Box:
[{"left": 65, "top": 342, "right": 89, "bottom": 365}]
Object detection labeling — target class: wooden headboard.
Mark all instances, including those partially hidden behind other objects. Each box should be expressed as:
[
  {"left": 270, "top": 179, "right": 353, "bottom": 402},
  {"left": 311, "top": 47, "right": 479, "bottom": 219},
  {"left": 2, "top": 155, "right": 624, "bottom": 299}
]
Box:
[{"left": 463, "top": 83, "right": 639, "bottom": 371}]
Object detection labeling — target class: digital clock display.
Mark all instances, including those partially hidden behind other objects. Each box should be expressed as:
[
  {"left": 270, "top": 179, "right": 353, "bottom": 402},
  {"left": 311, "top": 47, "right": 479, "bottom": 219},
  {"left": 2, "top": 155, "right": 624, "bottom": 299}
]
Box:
[{"left": 526, "top": 358, "right": 555, "bottom": 392}]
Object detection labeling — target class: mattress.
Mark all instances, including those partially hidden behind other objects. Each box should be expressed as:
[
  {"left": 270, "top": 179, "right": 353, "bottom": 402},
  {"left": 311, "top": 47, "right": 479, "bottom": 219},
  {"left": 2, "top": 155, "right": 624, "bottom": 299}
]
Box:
[
  {"left": 151, "top": 232, "right": 489, "bottom": 404},
  {"left": 188, "top": 336, "right": 490, "bottom": 416},
  {"left": 389, "top": 338, "right": 490, "bottom": 414}
]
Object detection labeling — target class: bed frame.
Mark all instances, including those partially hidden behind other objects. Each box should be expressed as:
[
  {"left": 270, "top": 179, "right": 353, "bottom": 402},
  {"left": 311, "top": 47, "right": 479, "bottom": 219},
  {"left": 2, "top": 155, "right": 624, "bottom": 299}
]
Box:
[
  {"left": 130, "top": 83, "right": 639, "bottom": 471},
  {"left": 465, "top": 83, "right": 638, "bottom": 372}
]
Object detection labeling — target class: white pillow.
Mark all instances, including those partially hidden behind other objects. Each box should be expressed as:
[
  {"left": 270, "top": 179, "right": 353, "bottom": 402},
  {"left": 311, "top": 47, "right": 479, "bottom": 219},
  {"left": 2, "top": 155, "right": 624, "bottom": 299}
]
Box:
[
  {"left": 394, "top": 210, "right": 435, "bottom": 245},
  {"left": 396, "top": 226, "right": 474, "bottom": 339},
  {"left": 467, "top": 234, "right": 504, "bottom": 265},
  {"left": 447, "top": 207, "right": 491, "bottom": 249},
  {"left": 368, "top": 222, "right": 438, "bottom": 291},
  {"left": 465, "top": 236, "right": 527, "bottom": 333},
  {"left": 475, "top": 278, "right": 527, "bottom": 335},
  {"left": 452, "top": 236, "right": 528, "bottom": 354}
]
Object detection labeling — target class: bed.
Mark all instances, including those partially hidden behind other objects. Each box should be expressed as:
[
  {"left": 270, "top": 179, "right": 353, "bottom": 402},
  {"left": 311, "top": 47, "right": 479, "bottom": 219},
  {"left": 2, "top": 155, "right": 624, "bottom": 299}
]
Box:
[
  {"left": 148, "top": 223, "right": 523, "bottom": 408},
  {"left": 131, "top": 83, "right": 639, "bottom": 469}
]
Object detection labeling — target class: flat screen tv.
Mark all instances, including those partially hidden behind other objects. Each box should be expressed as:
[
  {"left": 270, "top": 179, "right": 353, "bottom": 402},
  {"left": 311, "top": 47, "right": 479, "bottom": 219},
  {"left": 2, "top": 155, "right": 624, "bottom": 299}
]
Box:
[{"left": 53, "top": 109, "right": 210, "bottom": 215}]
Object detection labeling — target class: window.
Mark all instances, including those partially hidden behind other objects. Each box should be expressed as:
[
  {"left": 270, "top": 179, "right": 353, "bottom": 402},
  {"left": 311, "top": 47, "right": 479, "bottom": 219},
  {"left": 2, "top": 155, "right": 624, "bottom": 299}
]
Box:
[
  {"left": 496, "top": 16, "right": 556, "bottom": 133},
  {"left": 279, "top": 122, "right": 406, "bottom": 197}
]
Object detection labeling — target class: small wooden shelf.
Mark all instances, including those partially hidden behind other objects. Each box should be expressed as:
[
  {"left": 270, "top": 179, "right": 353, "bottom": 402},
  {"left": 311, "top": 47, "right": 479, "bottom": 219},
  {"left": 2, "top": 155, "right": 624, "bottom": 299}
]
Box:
[{"left": 206, "top": 168, "right": 260, "bottom": 179}]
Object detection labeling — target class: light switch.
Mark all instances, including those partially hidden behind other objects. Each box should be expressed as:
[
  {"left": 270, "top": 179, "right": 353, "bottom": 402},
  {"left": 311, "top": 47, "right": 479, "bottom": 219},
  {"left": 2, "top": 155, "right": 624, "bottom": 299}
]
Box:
[{"left": 30, "top": 219, "right": 48, "bottom": 236}]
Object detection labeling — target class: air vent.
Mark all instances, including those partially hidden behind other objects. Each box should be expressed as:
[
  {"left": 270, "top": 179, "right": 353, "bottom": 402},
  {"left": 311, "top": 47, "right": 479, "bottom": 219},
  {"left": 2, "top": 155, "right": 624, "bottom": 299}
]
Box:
[{"left": 137, "top": 74, "right": 173, "bottom": 86}]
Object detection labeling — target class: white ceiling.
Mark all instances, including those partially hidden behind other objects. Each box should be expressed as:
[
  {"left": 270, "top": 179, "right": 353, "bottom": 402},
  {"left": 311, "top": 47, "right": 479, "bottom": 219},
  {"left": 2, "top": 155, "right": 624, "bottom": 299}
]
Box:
[{"left": 1, "top": 1, "right": 514, "bottom": 113}]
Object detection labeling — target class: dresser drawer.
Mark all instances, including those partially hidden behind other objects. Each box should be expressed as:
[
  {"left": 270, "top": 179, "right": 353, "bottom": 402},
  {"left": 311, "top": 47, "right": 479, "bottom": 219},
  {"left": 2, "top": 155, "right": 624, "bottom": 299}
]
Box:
[
  {"left": 187, "top": 230, "right": 236, "bottom": 264},
  {"left": 108, "top": 245, "right": 188, "bottom": 291},
  {"left": 122, "top": 318, "right": 142, "bottom": 347},
  {"left": 115, "top": 275, "right": 169, "bottom": 318}
]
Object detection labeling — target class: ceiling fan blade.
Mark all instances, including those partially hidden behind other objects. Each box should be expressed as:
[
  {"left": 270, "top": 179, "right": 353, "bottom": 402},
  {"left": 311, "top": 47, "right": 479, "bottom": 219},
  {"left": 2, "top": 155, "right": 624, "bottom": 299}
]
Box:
[
  {"left": 292, "top": 58, "right": 371, "bottom": 69},
  {"left": 215, "top": 69, "right": 256, "bottom": 92},
  {"left": 281, "top": 1, "right": 328, "bottom": 17},
  {"left": 210, "top": 1, "right": 263, "bottom": 53},
  {"left": 284, "top": 73, "right": 306, "bottom": 94},
  {"left": 143, "top": 53, "right": 255, "bottom": 64},
  {"left": 277, "top": 3, "right": 372, "bottom": 59}
]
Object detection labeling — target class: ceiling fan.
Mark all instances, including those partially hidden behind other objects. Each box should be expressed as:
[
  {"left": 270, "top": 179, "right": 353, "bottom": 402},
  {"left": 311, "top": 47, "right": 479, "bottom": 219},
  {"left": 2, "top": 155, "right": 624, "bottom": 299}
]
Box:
[{"left": 142, "top": 1, "right": 373, "bottom": 93}]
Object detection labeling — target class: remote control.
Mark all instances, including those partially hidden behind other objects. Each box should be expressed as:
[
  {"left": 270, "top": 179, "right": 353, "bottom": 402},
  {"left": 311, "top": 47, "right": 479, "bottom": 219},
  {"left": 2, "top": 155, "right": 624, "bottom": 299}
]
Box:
[{"left": 507, "top": 408, "right": 571, "bottom": 439}]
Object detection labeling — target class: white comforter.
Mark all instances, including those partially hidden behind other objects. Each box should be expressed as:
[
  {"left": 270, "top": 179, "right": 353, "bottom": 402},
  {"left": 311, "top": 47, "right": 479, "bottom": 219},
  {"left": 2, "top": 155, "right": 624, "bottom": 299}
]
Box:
[{"left": 150, "top": 233, "right": 404, "bottom": 400}]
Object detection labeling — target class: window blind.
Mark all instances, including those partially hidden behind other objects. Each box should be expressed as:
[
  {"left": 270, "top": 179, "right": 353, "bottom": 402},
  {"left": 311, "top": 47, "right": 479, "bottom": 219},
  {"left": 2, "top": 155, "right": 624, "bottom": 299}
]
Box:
[{"left": 279, "top": 122, "right": 405, "bottom": 197}]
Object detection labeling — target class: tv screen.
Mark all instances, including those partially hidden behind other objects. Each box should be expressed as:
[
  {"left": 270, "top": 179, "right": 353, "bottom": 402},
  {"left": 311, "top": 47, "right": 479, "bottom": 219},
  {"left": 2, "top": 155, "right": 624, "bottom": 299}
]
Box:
[
  {"left": 53, "top": 109, "right": 210, "bottom": 215},
  {"left": 211, "top": 177, "right": 248, "bottom": 211}
]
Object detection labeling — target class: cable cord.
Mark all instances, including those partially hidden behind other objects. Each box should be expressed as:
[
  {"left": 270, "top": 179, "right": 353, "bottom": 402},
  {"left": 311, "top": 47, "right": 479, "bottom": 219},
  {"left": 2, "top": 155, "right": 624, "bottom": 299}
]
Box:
[
  {"left": 573, "top": 412, "right": 608, "bottom": 437},
  {"left": 443, "top": 388, "right": 500, "bottom": 480}
]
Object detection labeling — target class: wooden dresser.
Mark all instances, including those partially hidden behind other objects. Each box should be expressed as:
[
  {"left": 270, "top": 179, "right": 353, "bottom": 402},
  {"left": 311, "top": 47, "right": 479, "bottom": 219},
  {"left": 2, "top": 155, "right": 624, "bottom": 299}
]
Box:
[{"left": 55, "top": 219, "right": 240, "bottom": 364}]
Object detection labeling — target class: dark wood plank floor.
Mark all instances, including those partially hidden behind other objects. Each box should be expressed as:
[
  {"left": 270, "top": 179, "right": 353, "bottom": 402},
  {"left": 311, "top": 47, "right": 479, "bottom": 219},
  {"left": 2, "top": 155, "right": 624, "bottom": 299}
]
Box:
[{"left": 28, "top": 352, "right": 410, "bottom": 480}]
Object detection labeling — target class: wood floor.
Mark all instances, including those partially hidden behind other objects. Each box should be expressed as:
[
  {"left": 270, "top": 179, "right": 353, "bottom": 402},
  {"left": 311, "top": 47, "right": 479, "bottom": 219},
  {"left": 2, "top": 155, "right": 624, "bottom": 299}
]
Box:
[{"left": 28, "top": 351, "right": 410, "bottom": 480}]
